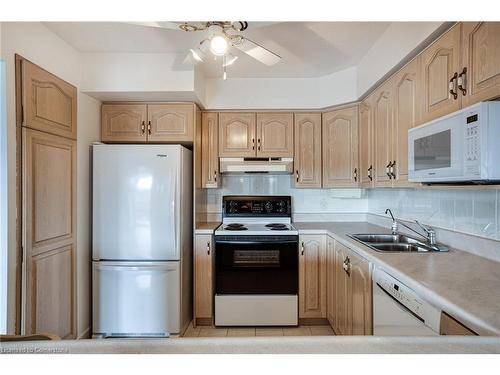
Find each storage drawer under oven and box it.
[215,236,298,295]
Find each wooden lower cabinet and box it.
[299,235,327,320]
[332,241,372,335]
[193,234,214,326]
[440,312,477,336]
[326,236,336,327]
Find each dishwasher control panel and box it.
[373,267,441,332]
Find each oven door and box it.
[215,236,298,294]
[408,111,464,182]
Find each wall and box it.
[204,175,368,221]
[204,67,357,110]
[1,22,100,336]
[0,59,8,334]
[368,188,500,241]
[356,22,444,96]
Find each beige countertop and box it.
[294,222,500,336]
[1,336,499,354]
[194,222,221,234]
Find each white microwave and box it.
[408,102,500,183]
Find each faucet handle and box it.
[415,220,436,244]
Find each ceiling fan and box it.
[129,21,282,79]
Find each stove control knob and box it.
[229,201,237,207]
[265,202,273,212]
[229,207,237,214]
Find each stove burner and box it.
[224,223,248,231]
[265,223,287,229]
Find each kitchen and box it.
[1,5,500,365]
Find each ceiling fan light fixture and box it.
[190,48,204,62]
[210,35,229,56]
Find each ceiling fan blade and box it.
[125,22,183,30]
[234,37,281,66]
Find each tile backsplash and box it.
[206,175,368,214]
[367,188,500,241]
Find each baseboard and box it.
[298,318,329,326]
[77,326,91,339]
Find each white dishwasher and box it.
[373,267,441,336]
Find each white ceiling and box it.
[44,21,391,79]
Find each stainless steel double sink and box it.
[348,233,447,253]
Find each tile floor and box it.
[182,323,335,338]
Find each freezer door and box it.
[92,261,180,337]
[93,145,181,261]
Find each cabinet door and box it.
[22,59,77,140]
[393,59,420,187]
[299,235,327,319]
[373,82,394,187]
[201,113,219,188]
[420,23,461,123]
[326,236,336,327]
[147,103,194,142]
[461,22,500,106]
[358,101,374,188]
[322,106,359,188]
[101,104,147,142]
[349,250,372,335]
[194,234,214,326]
[294,113,322,188]
[23,128,76,338]
[256,113,294,157]
[218,113,256,157]
[440,312,477,336]
[334,242,351,335]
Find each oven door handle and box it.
[215,240,299,245]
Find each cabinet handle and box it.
[386,162,393,179]
[141,121,146,135]
[353,168,358,182]
[257,138,261,151]
[207,242,211,255]
[343,256,351,276]
[301,242,305,256]
[391,160,396,179]
[147,120,152,135]
[296,170,300,183]
[368,165,373,181]
[449,72,458,100]
[252,138,255,150]
[458,67,467,96]
[214,170,217,183]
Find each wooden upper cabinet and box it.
[358,100,374,188]
[256,113,294,157]
[299,235,327,319]
[349,250,372,335]
[461,22,500,106]
[420,23,462,123]
[218,113,256,157]
[147,103,194,142]
[294,113,322,188]
[194,234,214,326]
[322,106,359,188]
[21,59,77,140]
[101,104,147,142]
[373,81,394,187]
[201,112,219,188]
[392,59,420,187]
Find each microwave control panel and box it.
[464,111,481,175]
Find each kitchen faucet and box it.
[384,208,445,250]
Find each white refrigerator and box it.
[92,144,192,338]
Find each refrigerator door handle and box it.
[93,261,178,271]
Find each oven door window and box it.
[215,239,298,295]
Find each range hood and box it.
[220,157,293,174]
